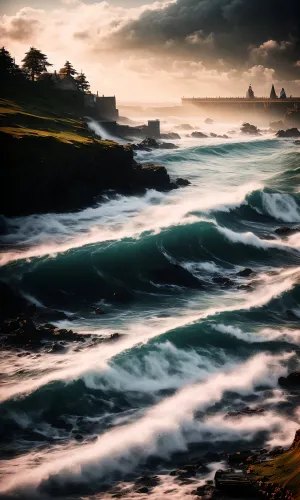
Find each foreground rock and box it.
[0,132,181,216]
[133,137,178,150]
[214,469,254,494]
[276,128,300,138]
[240,123,261,135]
[278,371,300,388]
[191,131,208,138]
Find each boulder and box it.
[159,142,179,149]
[176,177,190,187]
[278,371,300,388]
[214,469,254,493]
[237,268,253,277]
[275,226,299,236]
[276,128,300,138]
[225,407,265,419]
[294,140,300,145]
[240,123,260,135]
[160,132,181,140]
[191,131,208,138]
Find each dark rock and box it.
[278,371,300,388]
[268,446,285,456]
[294,140,300,145]
[135,476,159,488]
[176,177,190,187]
[222,134,229,138]
[225,407,265,419]
[205,118,214,124]
[191,131,208,138]
[276,127,300,138]
[159,142,179,149]
[240,123,260,135]
[214,469,253,493]
[74,434,84,441]
[49,342,65,353]
[212,275,233,287]
[275,226,299,236]
[204,451,222,462]
[210,132,218,137]
[227,450,253,464]
[136,487,149,494]
[160,132,181,140]
[237,268,253,277]
[132,163,175,192]
[108,333,121,341]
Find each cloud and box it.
[0,0,299,100]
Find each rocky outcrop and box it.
[205,118,214,124]
[191,131,208,138]
[241,123,261,135]
[133,137,178,150]
[0,132,184,216]
[276,128,300,138]
[278,371,300,388]
[160,132,181,140]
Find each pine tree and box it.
[22,47,52,82]
[75,72,90,92]
[59,60,77,77]
[0,47,21,76]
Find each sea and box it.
[0,117,300,499]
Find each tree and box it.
[59,60,77,77]
[0,47,21,77]
[22,47,52,82]
[75,72,90,92]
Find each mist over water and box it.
[0,119,300,498]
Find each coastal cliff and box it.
[0,98,180,216]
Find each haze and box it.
[0,0,299,103]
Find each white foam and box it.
[0,352,295,494]
[262,192,300,223]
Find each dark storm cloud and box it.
[115,0,300,75]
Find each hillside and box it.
[0,93,180,216]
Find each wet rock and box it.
[135,476,160,488]
[294,140,300,145]
[159,142,179,149]
[274,226,299,236]
[176,177,190,187]
[214,469,254,493]
[49,342,65,353]
[74,433,84,441]
[160,132,181,140]
[191,131,208,138]
[227,450,253,464]
[278,371,300,388]
[205,118,214,124]
[276,127,300,138]
[241,123,260,135]
[225,407,265,419]
[237,268,253,277]
[136,487,149,494]
[212,275,233,287]
[108,332,121,341]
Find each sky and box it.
[0,0,300,103]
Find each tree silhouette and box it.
[0,47,21,77]
[22,47,52,82]
[59,60,77,77]
[76,72,90,92]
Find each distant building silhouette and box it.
[280,88,287,99]
[246,84,254,99]
[270,84,277,99]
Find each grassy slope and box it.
[250,431,300,499]
[0,97,115,147]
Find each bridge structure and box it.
[181,96,300,118]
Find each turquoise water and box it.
[0,131,299,498]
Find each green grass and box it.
[250,437,300,500]
[0,98,117,147]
